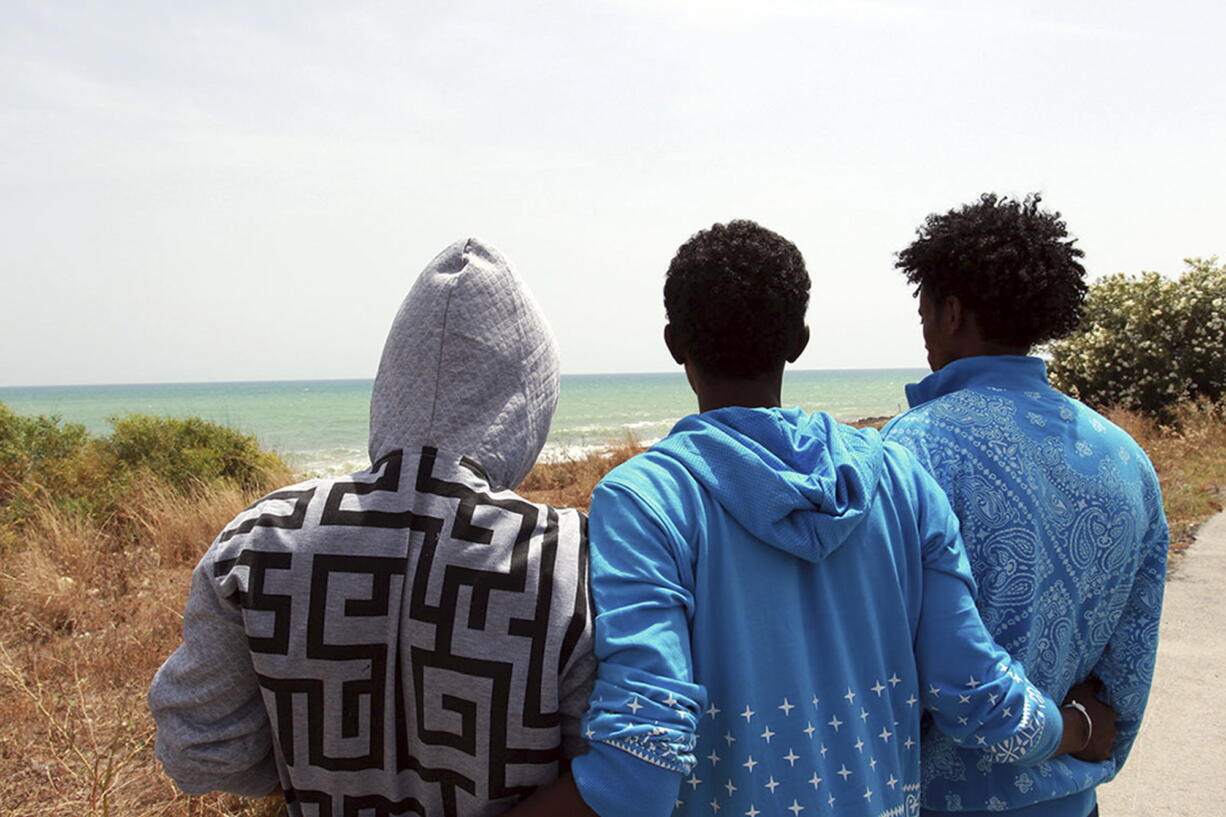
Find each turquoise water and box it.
[0,369,924,474]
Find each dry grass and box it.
[0,409,1221,815]
[0,474,289,817]
[519,435,647,511]
[848,416,893,430]
[1106,401,1226,560]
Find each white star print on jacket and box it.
[572,407,1064,817]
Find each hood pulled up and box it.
[655,407,886,561]
[368,238,559,490]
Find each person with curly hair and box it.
[896,193,1088,369]
[508,219,1114,817]
[884,195,1170,817]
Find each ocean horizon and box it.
[0,369,926,475]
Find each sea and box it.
[0,370,925,476]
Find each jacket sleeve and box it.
[911,466,1065,765]
[147,548,279,797]
[1092,463,1168,771]
[570,479,706,817]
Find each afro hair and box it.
[664,220,810,379]
[896,193,1087,349]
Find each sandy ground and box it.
[1096,507,1226,814]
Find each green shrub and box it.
[105,413,284,492]
[0,404,287,532]
[0,404,90,498]
[1048,257,1226,418]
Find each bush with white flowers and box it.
[1048,257,1226,417]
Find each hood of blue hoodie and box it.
[653,406,886,562]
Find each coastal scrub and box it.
[1048,257,1226,418]
[1106,400,1226,558]
[0,405,289,816]
[0,402,1221,814]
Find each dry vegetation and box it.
[518,435,646,510]
[0,409,292,817]
[1105,401,1226,560]
[0,476,290,817]
[0,405,1222,815]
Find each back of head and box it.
[895,193,1087,349]
[369,238,560,490]
[664,220,810,378]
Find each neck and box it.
[945,343,1031,366]
[945,311,1030,363]
[688,366,786,413]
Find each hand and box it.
[1064,677,1117,762]
[500,773,600,817]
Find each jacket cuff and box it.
[572,740,682,817]
[1033,692,1065,764]
[999,689,1063,767]
[167,750,279,797]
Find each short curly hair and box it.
[896,193,1087,348]
[664,220,810,378]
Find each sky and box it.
[2,0,1223,387]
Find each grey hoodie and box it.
[148,239,594,817]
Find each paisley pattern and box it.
[922,733,968,784]
[883,356,1168,813]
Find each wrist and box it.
[1061,700,1092,753]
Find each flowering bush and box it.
[1048,257,1226,418]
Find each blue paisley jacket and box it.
[884,356,1168,817]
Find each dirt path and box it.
[1096,507,1226,814]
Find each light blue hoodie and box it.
[573,407,1065,817]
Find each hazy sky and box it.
[3,0,1223,386]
